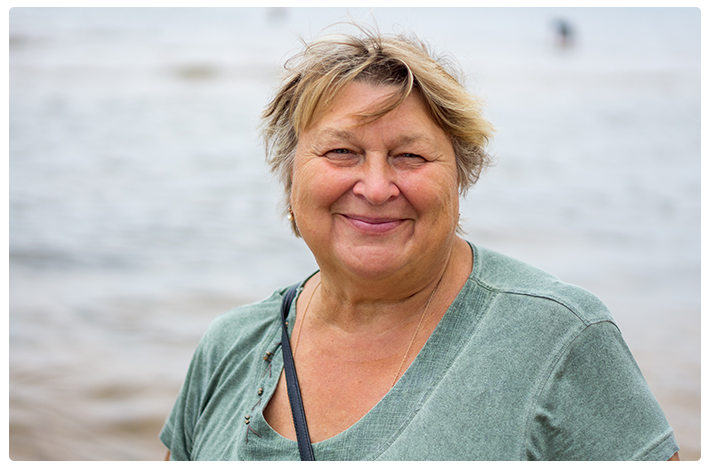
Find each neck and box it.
[309,236,470,332]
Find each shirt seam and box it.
[521,320,620,460]
[469,275,602,327]
[630,428,678,460]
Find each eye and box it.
[392,152,426,168]
[324,148,359,165]
[325,148,354,158]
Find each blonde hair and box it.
[261,26,494,236]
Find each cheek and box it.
[291,160,350,210]
[290,156,317,203]
[403,170,459,215]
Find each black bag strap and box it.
[280,284,315,461]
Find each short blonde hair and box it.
[261,26,494,236]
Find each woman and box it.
[160,28,680,461]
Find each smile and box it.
[339,214,408,234]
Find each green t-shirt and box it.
[160,243,678,460]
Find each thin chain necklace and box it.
[291,276,443,389]
[389,275,442,388]
[292,281,320,357]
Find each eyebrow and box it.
[311,127,435,147]
[310,128,357,144]
[394,134,435,147]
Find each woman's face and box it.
[291,81,460,281]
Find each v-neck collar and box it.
[247,243,488,460]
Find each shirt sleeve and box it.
[526,320,679,460]
[159,336,212,461]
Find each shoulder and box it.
[159,285,296,460]
[195,286,291,364]
[469,244,613,327]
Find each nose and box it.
[351,155,400,205]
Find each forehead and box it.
[303,82,445,143]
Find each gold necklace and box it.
[291,276,443,389]
[292,281,320,357]
[389,276,442,388]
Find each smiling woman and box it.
[290,83,461,284]
[159,25,680,461]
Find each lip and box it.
[339,214,408,234]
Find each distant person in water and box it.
[554,19,574,49]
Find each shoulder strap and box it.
[279,284,315,461]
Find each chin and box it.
[333,244,414,280]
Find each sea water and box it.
[9,7,700,460]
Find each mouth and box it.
[339,214,408,234]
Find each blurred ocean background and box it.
[9,7,700,460]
